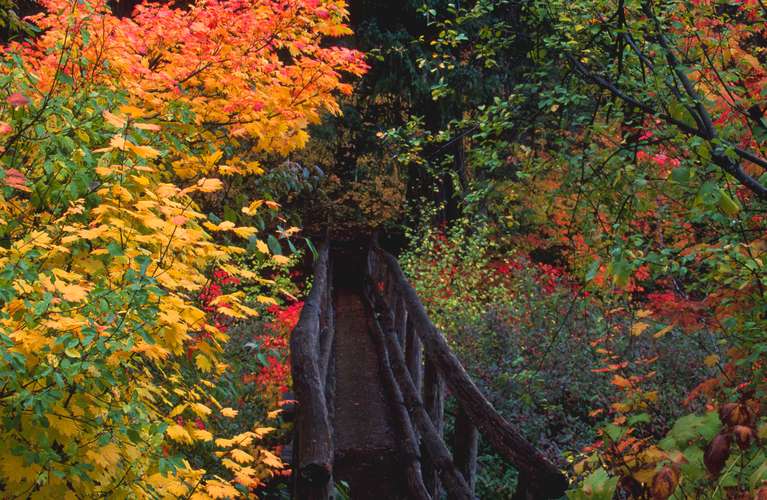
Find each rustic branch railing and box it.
[367,245,568,500]
[289,239,568,499]
[290,240,335,499]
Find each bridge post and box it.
[405,318,422,393]
[454,406,479,494]
[422,358,445,498]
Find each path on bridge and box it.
[289,239,568,499]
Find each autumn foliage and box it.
[0,0,363,497]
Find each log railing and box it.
[290,240,335,499]
[289,239,568,499]
[366,245,568,500]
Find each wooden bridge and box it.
[288,239,568,499]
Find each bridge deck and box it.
[332,287,406,498]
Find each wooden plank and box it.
[375,248,568,499]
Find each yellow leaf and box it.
[192,429,213,442]
[191,403,212,417]
[195,354,213,373]
[631,321,650,336]
[221,407,239,418]
[704,354,720,367]
[267,409,282,419]
[166,424,193,444]
[253,426,274,438]
[261,449,283,468]
[64,347,81,358]
[129,143,160,159]
[102,110,127,128]
[229,448,255,464]
[272,255,290,265]
[204,150,223,167]
[60,283,88,302]
[109,134,130,151]
[133,122,161,131]
[197,178,224,193]
[241,200,264,216]
[205,480,240,499]
[118,105,146,118]
[86,443,121,468]
[255,240,269,254]
[233,226,257,239]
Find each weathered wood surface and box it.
[374,247,569,499]
[289,241,333,495]
[365,294,431,500]
[367,283,475,500]
[422,356,444,498]
[454,406,479,494]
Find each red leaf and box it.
[3,168,30,192]
[6,93,29,108]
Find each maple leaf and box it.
[195,354,213,372]
[196,178,224,193]
[205,480,240,499]
[229,449,255,464]
[272,255,290,265]
[133,122,161,131]
[260,449,283,468]
[255,240,269,254]
[192,429,213,442]
[166,424,193,444]
[59,283,88,302]
[102,110,127,128]
[221,407,238,418]
[128,143,160,159]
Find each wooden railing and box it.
[289,239,568,499]
[289,240,335,499]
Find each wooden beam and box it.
[290,241,333,497]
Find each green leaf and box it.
[718,190,741,216]
[671,166,690,184]
[585,258,600,282]
[267,234,282,256]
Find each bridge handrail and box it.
[289,240,334,497]
[370,246,568,499]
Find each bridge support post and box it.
[454,405,479,494]
[422,358,444,498]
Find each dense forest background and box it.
[0,0,765,498]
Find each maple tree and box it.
[0,0,364,497]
